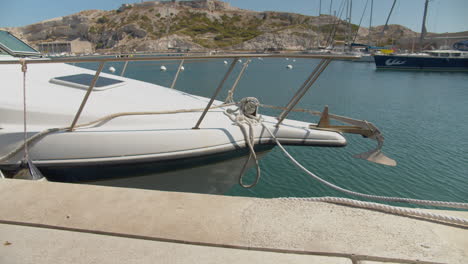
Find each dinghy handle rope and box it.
[0,103,234,163]
[260,123,468,212]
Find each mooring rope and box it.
[260,123,468,210]
[281,196,468,226]
[15,60,44,180]
[20,59,29,162]
[223,97,262,188]
[260,123,468,225]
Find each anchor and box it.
[310,106,397,166]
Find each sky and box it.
[0,0,467,33]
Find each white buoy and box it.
[180,66,185,71]
[160,65,167,71]
[223,60,228,64]
[293,59,296,62]
[238,59,242,63]
[286,64,293,69]
[286,58,289,60]
[109,66,116,73]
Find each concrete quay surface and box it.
[0,179,467,264]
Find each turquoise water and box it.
[82,58,468,206]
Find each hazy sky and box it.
[1,0,467,33]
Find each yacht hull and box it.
[374,55,468,71]
[1,59,348,194]
[38,145,273,194]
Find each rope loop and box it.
[224,97,262,188]
[260,123,468,225]
[21,59,28,161]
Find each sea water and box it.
[82,57,468,206]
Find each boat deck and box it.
[0,179,467,263]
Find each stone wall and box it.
[178,0,235,11]
[71,38,94,54]
[36,39,93,54]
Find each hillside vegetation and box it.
[2,0,425,52]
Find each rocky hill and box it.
[1,0,449,53]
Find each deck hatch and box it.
[0,30,41,56]
[50,73,125,91]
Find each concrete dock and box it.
[0,179,467,263]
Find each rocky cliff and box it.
[1,0,429,53]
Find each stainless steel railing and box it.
[1,53,358,130]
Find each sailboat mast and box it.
[349,0,353,50]
[368,0,373,45]
[346,0,353,51]
[319,0,322,15]
[318,0,322,48]
[419,0,429,51]
[381,0,396,36]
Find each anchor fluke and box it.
[353,150,397,166]
[353,135,397,166]
[311,106,397,166]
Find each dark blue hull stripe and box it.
[376,66,468,72]
[374,55,468,71]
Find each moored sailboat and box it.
[374,0,468,71]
